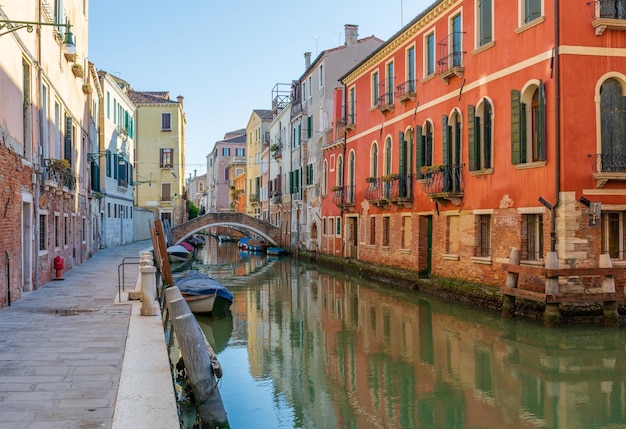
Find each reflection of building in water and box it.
[225,257,626,428]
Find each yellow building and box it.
[245,109,272,218]
[128,91,186,226]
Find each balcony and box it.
[343,113,356,131]
[592,0,626,35]
[43,159,76,195]
[331,185,355,211]
[420,164,464,205]
[590,153,626,187]
[396,80,416,103]
[271,191,282,204]
[364,175,413,208]
[376,91,394,115]
[437,32,465,83]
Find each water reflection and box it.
[191,238,626,429]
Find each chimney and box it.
[304,52,311,69]
[345,24,358,47]
[177,95,184,108]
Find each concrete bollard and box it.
[140,265,158,316]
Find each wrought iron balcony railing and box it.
[43,159,76,191]
[420,164,464,199]
[436,32,465,82]
[591,153,626,173]
[332,185,355,208]
[396,80,416,102]
[594,0,626,19]
[364,174,413,205]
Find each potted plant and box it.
[71,63,84,78]
[365,176,376,183]
[420,164,445,175]
[381,173,399,182]
[82,83,93,94]
[331,185,343,192]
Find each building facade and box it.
[294,25,384,252]
[206,129,246,212]
[0,1,93,306]
[94,72,135,247]
[323,0,626,286]
[129,91,186,227]
[245,110,273,218]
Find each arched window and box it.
[600,78,626,172]
[336,155,344,186]
[511,82,545,164]
[469,98,493,171]
[384,136,392,175]
[348,151,355,203]
[370,142,379,178]
[416,120,434,178]
[322,160,328,196]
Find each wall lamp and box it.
[0,20,76,59]
[87,149,127,164]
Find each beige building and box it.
[0,1,92,302]
[128,91,186,227]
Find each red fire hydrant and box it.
[53,256,64,281]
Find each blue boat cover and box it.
[174,270,234,302]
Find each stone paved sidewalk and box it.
[0,240,177,429]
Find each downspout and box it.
[551,0,561,252]
[34,3,43,289]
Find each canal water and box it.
[186,237,626,429]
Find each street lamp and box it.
[0,19,76,59]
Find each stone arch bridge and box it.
[171,212,283,246]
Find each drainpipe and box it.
[551,0,561,252]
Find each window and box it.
[64,215,68,246]
[382,216,390,247]
[224,168,229,181]
[599,79,626,172]
[369,216,376,245]
[477,0,493,46]
[336,155,344,186]
[323,218,327,235]
[384,137,392,175]
[54,214,60,248]
[446,215,460,254]
[319,64,324,87]
[451,14,463,67]
[522,214,543,260]
[406,46,415,92]
[236,147,245,157]
[161,183,171,202]
[306,163,314,185]
[307,115,313,139]
[336,217,341,236]
[39,213,48,252]
[511,83,545,164]
[322,160,328,197]
[425,33,435,76]
[160,148,174,168]
[476,214,491,257]
[522,0,542,24]
[370,142,379,178]
[401,216,411,249]
[222,147,231,156]
[416,121,434,177]
[348,86,356,125]
[602,211,624,260]
[468,99,493,171]
[385,61,394,104]
[161,112,172,131]
[372,71,379,106]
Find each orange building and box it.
[322,0,626,286]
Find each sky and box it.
[89,0,433,178]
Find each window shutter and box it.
[399,131,406,174]
[90,161,100,192]
[64,115,72,164]
[442,115,449,165]
[537,80,546,161]
[408,127,414,175]
[468,105,477,171]
[511,89,521,165]
[416,125,424,174]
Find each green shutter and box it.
[91,161,100,192]
[511,89,521,165]
[442,115,449,165]
[537,80,545,161]
[416,126,424,173]
[399,131,406,175]
[468,105,477,171]
[408,127,414,175]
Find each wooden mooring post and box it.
[501,250,623,326]
[165,287,229,427]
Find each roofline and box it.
[339,0,453,84]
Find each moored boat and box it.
[167,245,192,263]
[267,246,287,256]
[238,237,269,252]
[174,270,233,317]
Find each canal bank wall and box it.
[301,250,626,325]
